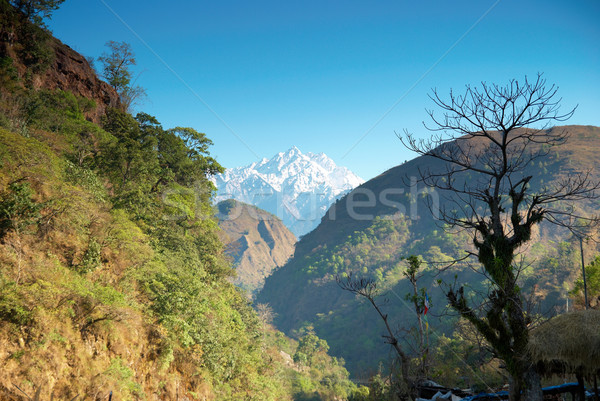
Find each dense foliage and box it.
[570,255,600,308]
[0,83,366,400]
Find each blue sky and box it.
[49,0,600,181]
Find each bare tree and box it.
[400,74,599,401]
[255,303,276,326]
[337,273,416,400]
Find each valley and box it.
[257,125,600,378]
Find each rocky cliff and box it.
[38,38,120,122]
[0,3,120,123]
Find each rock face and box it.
[211,146,364,237]
[36,38,120,123]
[0,5,120,123]
[217,199,296,297]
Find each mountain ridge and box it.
[216,199,296,297]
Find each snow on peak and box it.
[211,147,364,237]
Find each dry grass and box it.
[528,309,600,376]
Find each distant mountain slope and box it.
[293,125,600,258]
[217,199,296,296]
[211,146,364,237]
[257,125,600,376]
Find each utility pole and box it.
[579,236,589,310]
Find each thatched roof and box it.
[528,309,600,376]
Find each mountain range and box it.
[210,146,364,237]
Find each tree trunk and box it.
[576,374,586,401]
[521,366,543,401]
[509,375,519,401]
[509,366,543,401]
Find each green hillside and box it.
[0,3,360,400]
[257,125,600,378]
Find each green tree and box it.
[98,41,146,111]
[570,255,600,308]
[9,0,65,26]
[98,41,134,91]
[162,127,224,186]
[293,332,329,367]
[101,108,158,192]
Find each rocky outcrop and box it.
[35,38,120,123]
[0,4,120,123]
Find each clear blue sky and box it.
[49,0,600,181]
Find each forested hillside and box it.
[0,3,360,400]
[258,125,600,379]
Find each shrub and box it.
[77,238,102,274]
[0,278,32,325]
[0,181,41,239]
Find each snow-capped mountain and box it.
[211,147,364,237]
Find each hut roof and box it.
[528,309,600,376]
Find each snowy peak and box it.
[211,147,364,237]
[283,146,301,159]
